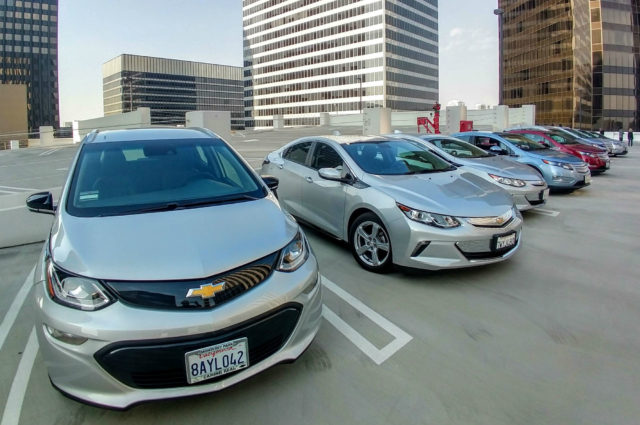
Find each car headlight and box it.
[397,203,460,228]
[488,174,526,187]
[578,151,596,158]
[542,159,573,170]
[46,260,114,311]
[277,231,309,272]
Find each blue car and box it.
[452,131,591,191]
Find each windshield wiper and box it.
[179,194,261,208]
[106,195,262,216]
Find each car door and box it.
[277,141,312,217]
[299,142,347,238]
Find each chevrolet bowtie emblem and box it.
[186,282,226,299]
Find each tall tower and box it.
[0,0,59,132]
[242,0,439,128]
[498,0,639,130]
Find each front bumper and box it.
[390,210,523,270]
[34,255,322,409]
[511,185,549,211]
[542,165,591,189]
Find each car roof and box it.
[84,127,217,144]
[293,135,394,145]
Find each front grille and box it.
[456,233,518,260]
[94,304,302,389]
[528,199,545,206]
[103,252,280,310]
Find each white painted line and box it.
[0,205,25,213]
[0,267,35,353]
[55,168,68,171]
[0,189,18,194]
[1,327,38,425]
[38,148,59,156]
[528,208,560,217]
[243,139,259,142]
[321,276,413,365]
[0,185,37,192]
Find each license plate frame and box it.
[185,337,249,385]
[584,174,592,184]
[492,231,517,251]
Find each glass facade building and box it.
[0,0,59,133]
[499,0,639,130]
[243,0,439,128]
[103,54,244,129]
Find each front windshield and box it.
[547,131,579,145]
[498,133,548,151]
[67,137,264,217]
[343,140,455,175]
[420,137,490,158]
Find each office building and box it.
[103,54,244,129]
[0,83,27,142]
[0,0,59,133]
[243,0,439,128]
[498,0,639,130]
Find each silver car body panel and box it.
[262,136,523,270]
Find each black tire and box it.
[349,213,393,273]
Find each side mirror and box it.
[261,176,279,191]
[489,146,506,155]
[26,191,56,215]
[318,167,344,181]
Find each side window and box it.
[310,143,343,170]
[525,133,543,142]
[475,136,494,150]
[283,142,312,165]
[456,134,471,143]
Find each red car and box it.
[509,129,610,173]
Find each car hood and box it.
[564,143,605,153]
[365,171,514,217]
[49,196,297,281]
[526,149,582,163]
[459,156,543,180]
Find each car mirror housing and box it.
[318,167,344,181]
[26,191,56,215]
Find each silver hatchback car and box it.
[261,136,523,273]
[26,128,322,409]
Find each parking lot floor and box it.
[0,134,638,424]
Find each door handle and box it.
[305,177,313,183]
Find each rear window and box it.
[67,138,264,217]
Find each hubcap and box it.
[354,220,390,267]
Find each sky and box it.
[58,0,500,124]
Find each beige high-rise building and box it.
[0,83,27,142]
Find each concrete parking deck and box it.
[1,129,639,424]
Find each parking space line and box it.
[1,327,38,425]
[38,148,60,157]
[0,206,25,212]
[0,267,34,353]
[528,208,560,217]
[321,276,413,365]
[0,186,37,192]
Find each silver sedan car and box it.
[261,136,523,273]
[26,127,322,409]
[387,134,549,210]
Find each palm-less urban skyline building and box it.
[102,54,244,129]
[0,0,59,133]
[242,0,439,128]
[498,0,639,130]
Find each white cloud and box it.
[449,27,463,37]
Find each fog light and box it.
[44,324,87,345]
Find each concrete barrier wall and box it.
[73,108,152,142]
[0,188,61,248]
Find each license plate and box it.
[540,188,550,201]
[605,160,610,169]
[185,338,249,384]
[585,174,592,184]
[495,233,516,250]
